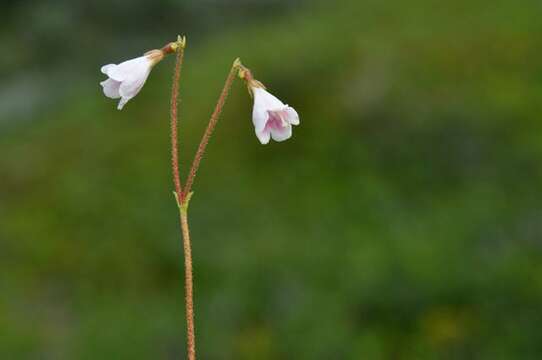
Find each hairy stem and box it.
[170,43,185,201]
[183,61,239,195]
[180,205,195,360]
[169,41,196,360]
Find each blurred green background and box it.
[2,0,542,358]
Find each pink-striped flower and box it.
[251,87,299,144]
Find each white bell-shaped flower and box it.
[251,87,299,144]
[100,50,164,110]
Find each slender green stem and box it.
[169,38,196,360]
[183,60,240,196]
[170,41,185,202]
[179,204,195,360]
[171,52,241,360]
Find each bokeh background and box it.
[2,0,542,358]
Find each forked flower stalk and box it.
[182,59,242,196]
[99,34,299,360]
[168,36,197,360]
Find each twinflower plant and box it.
[99,35,300,360]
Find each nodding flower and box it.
[237,64,300,144]
[251,86,300,144]
[100,50,166,110]
[100,40,182,110]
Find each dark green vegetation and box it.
[1,0,542,358]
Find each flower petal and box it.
[108,56,151,82]
[101,64,117,75]
[256,129,271,144]
[285,107,300,125]
[252,88,285,132]
[117,97,129,110]
[270,123,292,142]
[253,88,285,109]
[100,78,121,99]
[115,63,152,110]
[252,104,269,133]
[101,64,126,82]
[118,74,148,99]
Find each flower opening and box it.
[252,87,299,144]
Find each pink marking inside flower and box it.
[265,110,289,132]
